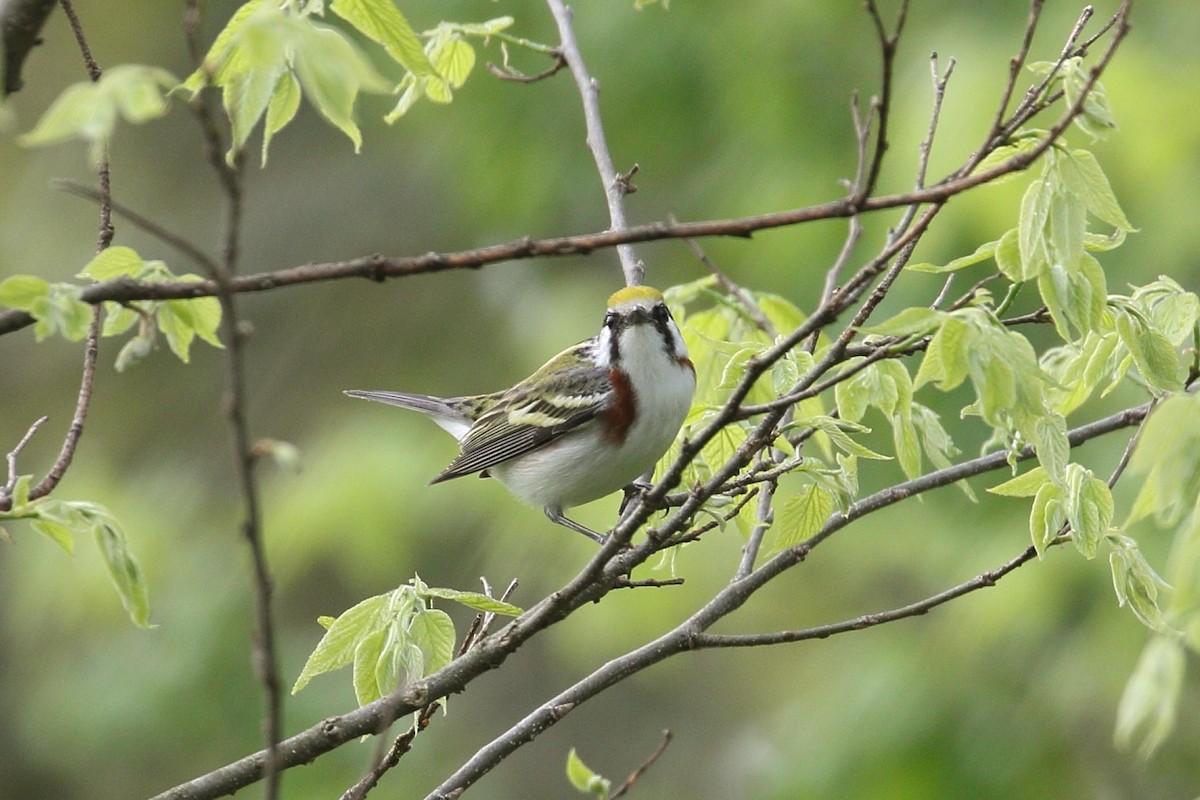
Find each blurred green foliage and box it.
[2,1,1200,798]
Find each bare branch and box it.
[546,0,643,286]
[608,730,673,799]
[182,3,282,794]
[27,308,100,502]
[0,416,48,505]
[53,179,219,273]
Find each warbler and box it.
[346,285,695,542]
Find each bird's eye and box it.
[652,304,669,322]
[604,311,617,327]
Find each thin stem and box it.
[608,730,673,799]
[184,3,282,794]
[53,179,219,273]
[546,0,642,285]
[0,416,48,506]
[694,545,1039,649]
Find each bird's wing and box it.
[431,364,613,482]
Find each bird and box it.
[345,285,696,542]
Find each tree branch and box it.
[1,0,56,94]
[182,3,282,795]
[546,0,642,286]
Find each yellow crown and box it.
[607,285,663,308]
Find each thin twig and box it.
[53,179,219,273]
[608,730,673,799]
[17,1,110,510]
[1,416,48,505]
[694,545,1040,649]
[183,3,282,796]
[546,0,642,286]
[486,49,566,83]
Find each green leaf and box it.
[31,516,76,554]
[4,279,92,342]
[157,301,198,362]
[1031,413,1069,484]
[1029,481,1066,556]
[1047,183,1086,273]
[292,23,389,152]
[352,626,389,706]
[1109,538,1171,631]
[1116,636,1185,760]
[181,0,268,96]
[993,227,1022,282]
[914,316,969,391]
[756,292,808,334]
[1065,465,1113,558]
[1126,393,1200,528]
[292,592,392,693]
[800,417,889,461]
[115,328,156,372]
[0,274,50,309]
[774,484,834,552]
[1017,177,1053,281]
[858,306,945,338]
[262,71,301,166]
[907,239,998,274]
[988,466,1050,498]
[421,586,523,616]
[566,748,611,797]
[88,506,152,627]
[1115,309,1181,393]
[20,65,175,167]
[431,37,476,89]
[409,608,456,676]
[104,65,178,124]
[1060,148,1134,231]
[331,0,434,76]
[79,245,146,281]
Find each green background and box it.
[2,1,1199,798]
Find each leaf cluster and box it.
[292,575,521,707]
[0,474,150,627]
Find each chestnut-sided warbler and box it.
[346,285,695,542]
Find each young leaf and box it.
[566,748,611,797]
[352,626,389,706]
[907,239,998,274]
[421,586,523,616]
[1060,148,1134,231]
[858,306,945,338]
[988,466,1050,498]
[1114,309,1181,394]
[1017,177,1053,281]
[994,228,1022,282]
[0,274,50,309]
[774,484,833,552]
[1065,466,1113,558]
[86,506,152,628]
[20,65,176,167]
[408,608,456,677]
[1115,636,1184,760]
[293,592,392,693]
[1109,538,1172,632]
[330,0,434,76]
[262,71,301,166]
[291,22,390,152]
[80,246,147,281]
[1029,482,1066,556]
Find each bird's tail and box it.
[343,389,472,439]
